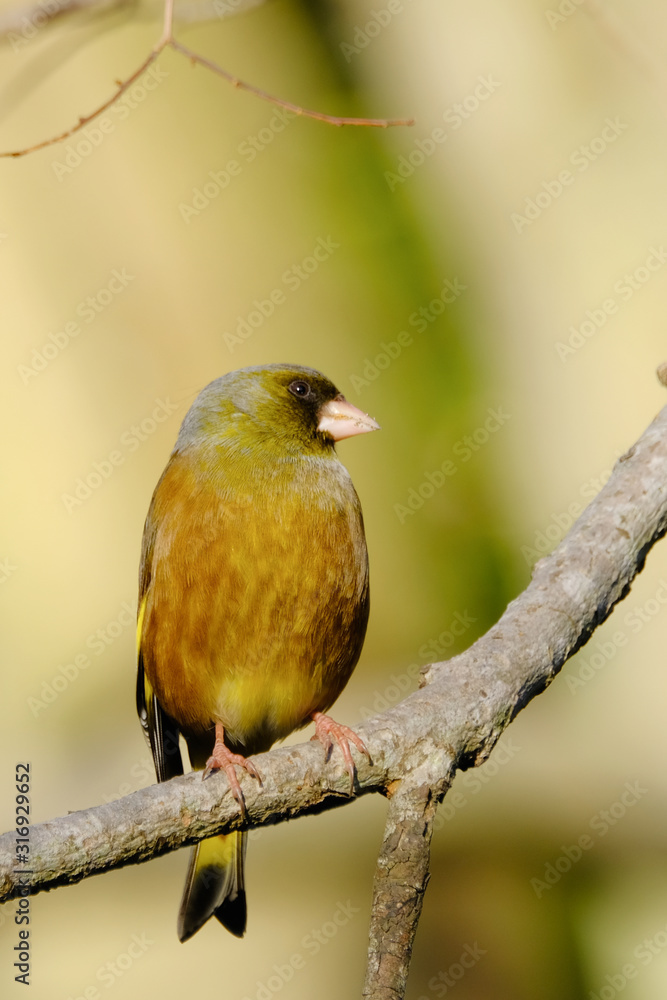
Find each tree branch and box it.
[3,49,163,157]
[168,37,414,128]
[3,395,667,997]
[363,777,442,1000]
[0,0,414,158]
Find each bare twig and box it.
[159,0,173,43]
[2,50,161,157]
[2,392,667,997]
[0,0,414,158]
[169,38,414,128]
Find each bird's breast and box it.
[139,451,369,754]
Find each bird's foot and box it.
[310,711,370,793]
[203,723,261,818]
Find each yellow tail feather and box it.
[177,831,247,942]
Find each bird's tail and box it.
[177,831,247,942]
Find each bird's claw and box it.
[310,711,370,793]
[203,725,262,818]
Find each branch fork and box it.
[1,0,414,158]
[3,389,667,999]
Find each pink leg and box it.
[310,711,370,792]
[203,722,261,817]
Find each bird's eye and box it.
[288,380,311,399]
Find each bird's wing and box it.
[137,465,183,781]
[136,469,185,783]
[136,606,184,783]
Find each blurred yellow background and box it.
[2,0,667,997]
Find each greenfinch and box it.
[136,364,379,941]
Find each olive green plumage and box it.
[136,364,377,942]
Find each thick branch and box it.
[2,398,667,1000]
[363,776,442,1000]
[2,401,667,908]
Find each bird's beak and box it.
[317,394,380,442]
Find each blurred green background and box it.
[2,0,667,997]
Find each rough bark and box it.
[2,401,667,998]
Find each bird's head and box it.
[177,364,380,458]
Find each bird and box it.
[135,363,379,942]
